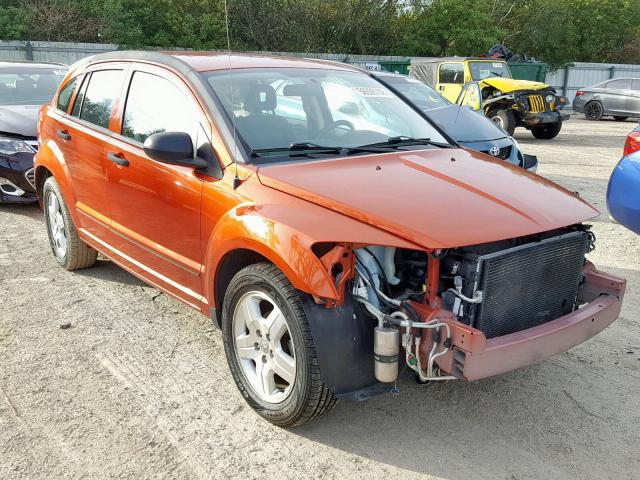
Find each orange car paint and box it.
[35,52,598,320]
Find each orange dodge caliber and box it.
[35,51,625,426]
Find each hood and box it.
[427,105,507,142]
[481,77,548,93]
[257,149,598,249]
[0,105,39,137]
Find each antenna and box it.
[223,0,241,189]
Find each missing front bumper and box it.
[436,265,625,381]
[522,110,571,125]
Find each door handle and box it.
[57,129,71,140]
[107,152,129,167]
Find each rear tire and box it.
[531,121,562,139]
[222,263,336,427]
[613,116,629,121]
[43,177,97,270]
[584,101,604,120]
[488,108,516,136]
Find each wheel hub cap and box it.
[47,193,67,257]
[232,291,296,403]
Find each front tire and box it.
[488,108,516,135]
[222,263,336,427]
[43,177,97,270]
[531,121,562,139]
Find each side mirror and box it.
[143,132,207,169]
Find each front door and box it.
[457,82,483,111]
[437,62,465,103]
[58,68,126,237]
[104,66,208,307]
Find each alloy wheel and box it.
[491,115,504,128]
[47,192,68,257]
[585,102,603,120]
[232,291,296,403]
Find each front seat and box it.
[236,84,292,150]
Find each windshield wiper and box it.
[250,137,452,159]
[348,136,452,153]
[250,142,344,158]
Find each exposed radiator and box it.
[469,231,589,338]
[528,94,546,113]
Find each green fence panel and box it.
[379,60,410,75]
[509,62,548,82]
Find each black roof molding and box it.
[88,50,197,77]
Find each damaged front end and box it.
[309,225,625,398]
[512,89,570,126]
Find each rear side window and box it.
[77,70,124,129]
[122,71,198,143]
[607,78,632,90]
[56,76,79,112]
[439,63,464,84]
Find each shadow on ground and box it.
[0,202,41,221]
[75,259,148,287]
[293,266,640,479]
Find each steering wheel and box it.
[316,120,355,139]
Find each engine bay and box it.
[349,225,595,384]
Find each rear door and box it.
[602,78,633,114]
[57,67,126,237]
[104,65,209,306]
[627,79,640,116]
[437,63,465,103]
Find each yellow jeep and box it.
[409,58,569,139]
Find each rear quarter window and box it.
[56,76,79,113]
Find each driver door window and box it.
[438,63,465,103]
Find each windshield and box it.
[375,75,449,111]
[204,68,448,160]
[469,61,512,81]
[0,66,66,106]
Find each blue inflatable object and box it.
[607,151,640,235]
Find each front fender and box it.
[203,199,421,308]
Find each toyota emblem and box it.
[489,146,500,156]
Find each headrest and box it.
[282,83,323,97]
[35,75,60,94]
[244,84,277,113]
[14,79,34,95]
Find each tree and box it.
[398,0,512,57]
[507,0,640,66]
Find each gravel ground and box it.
[1,117,639,480]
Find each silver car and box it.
[573,78,640,121]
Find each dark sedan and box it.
[573,78,640,121]
[372,71,537,171]
[0,61,66,202]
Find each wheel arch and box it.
[34,165,52,200]
[33,141,78,218]
[213,247,272,320]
